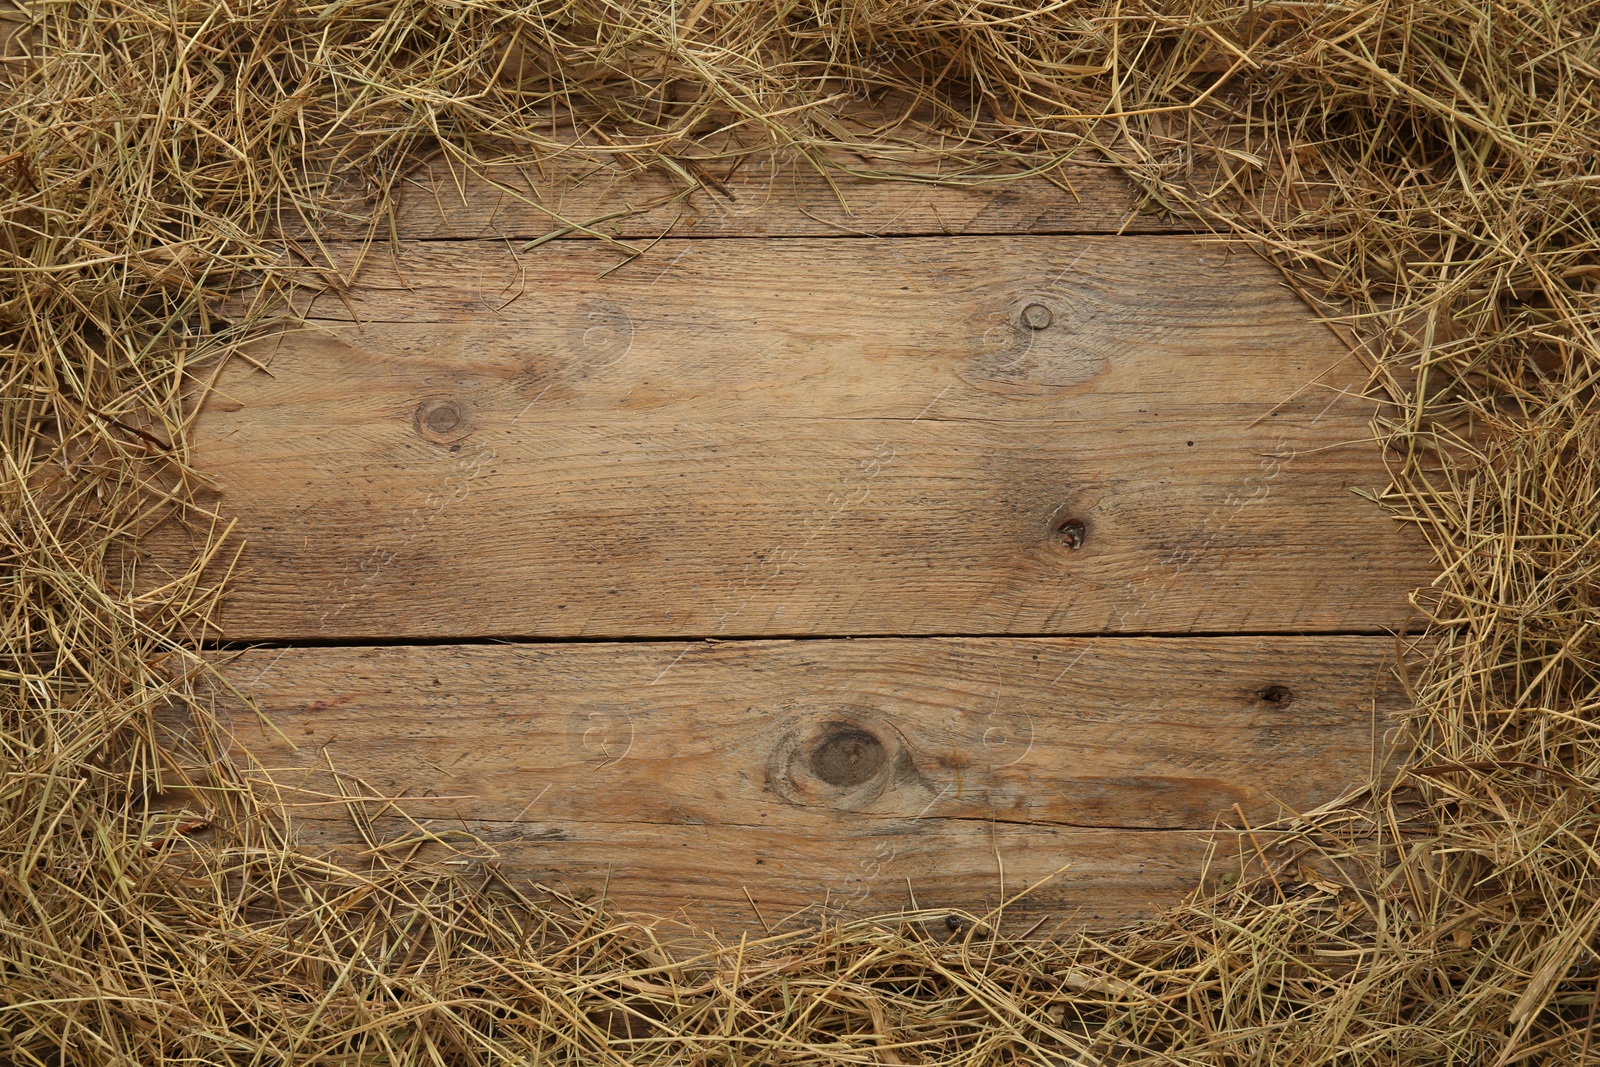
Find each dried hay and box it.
[3,0,1599,1063]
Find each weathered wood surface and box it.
[217,636,1404,928]
[185,235,1431,641]
[345,153,1185,242]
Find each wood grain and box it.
[180,235,1432,640]
[347,152,1185,243]
[213,636,1405,930]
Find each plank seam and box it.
[209,627,1424,651]
[304,226,1206,246]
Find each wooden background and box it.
[185,150,1434,935]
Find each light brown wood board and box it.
[175,234,1432,641]
[212,636,1407,931]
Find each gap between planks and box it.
[208,627,1425,652]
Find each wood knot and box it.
[1021,302,1053,329]
[1257,685,1294,706]
[1056,519,1088,550]
[809,728,886,787]
[767,711,919,811]
[414,398,471,444]
[958,291,1108,397]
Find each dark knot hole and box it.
[809,728,887,787]
[1056,519,1087,550]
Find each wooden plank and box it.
[352,152,1184,242]
[293,819,1251,933]
[178,235,1432,640]
[214,636,1404,930]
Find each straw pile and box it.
[3,1,1598,1062]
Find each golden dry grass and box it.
[3,1,1599,1063]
